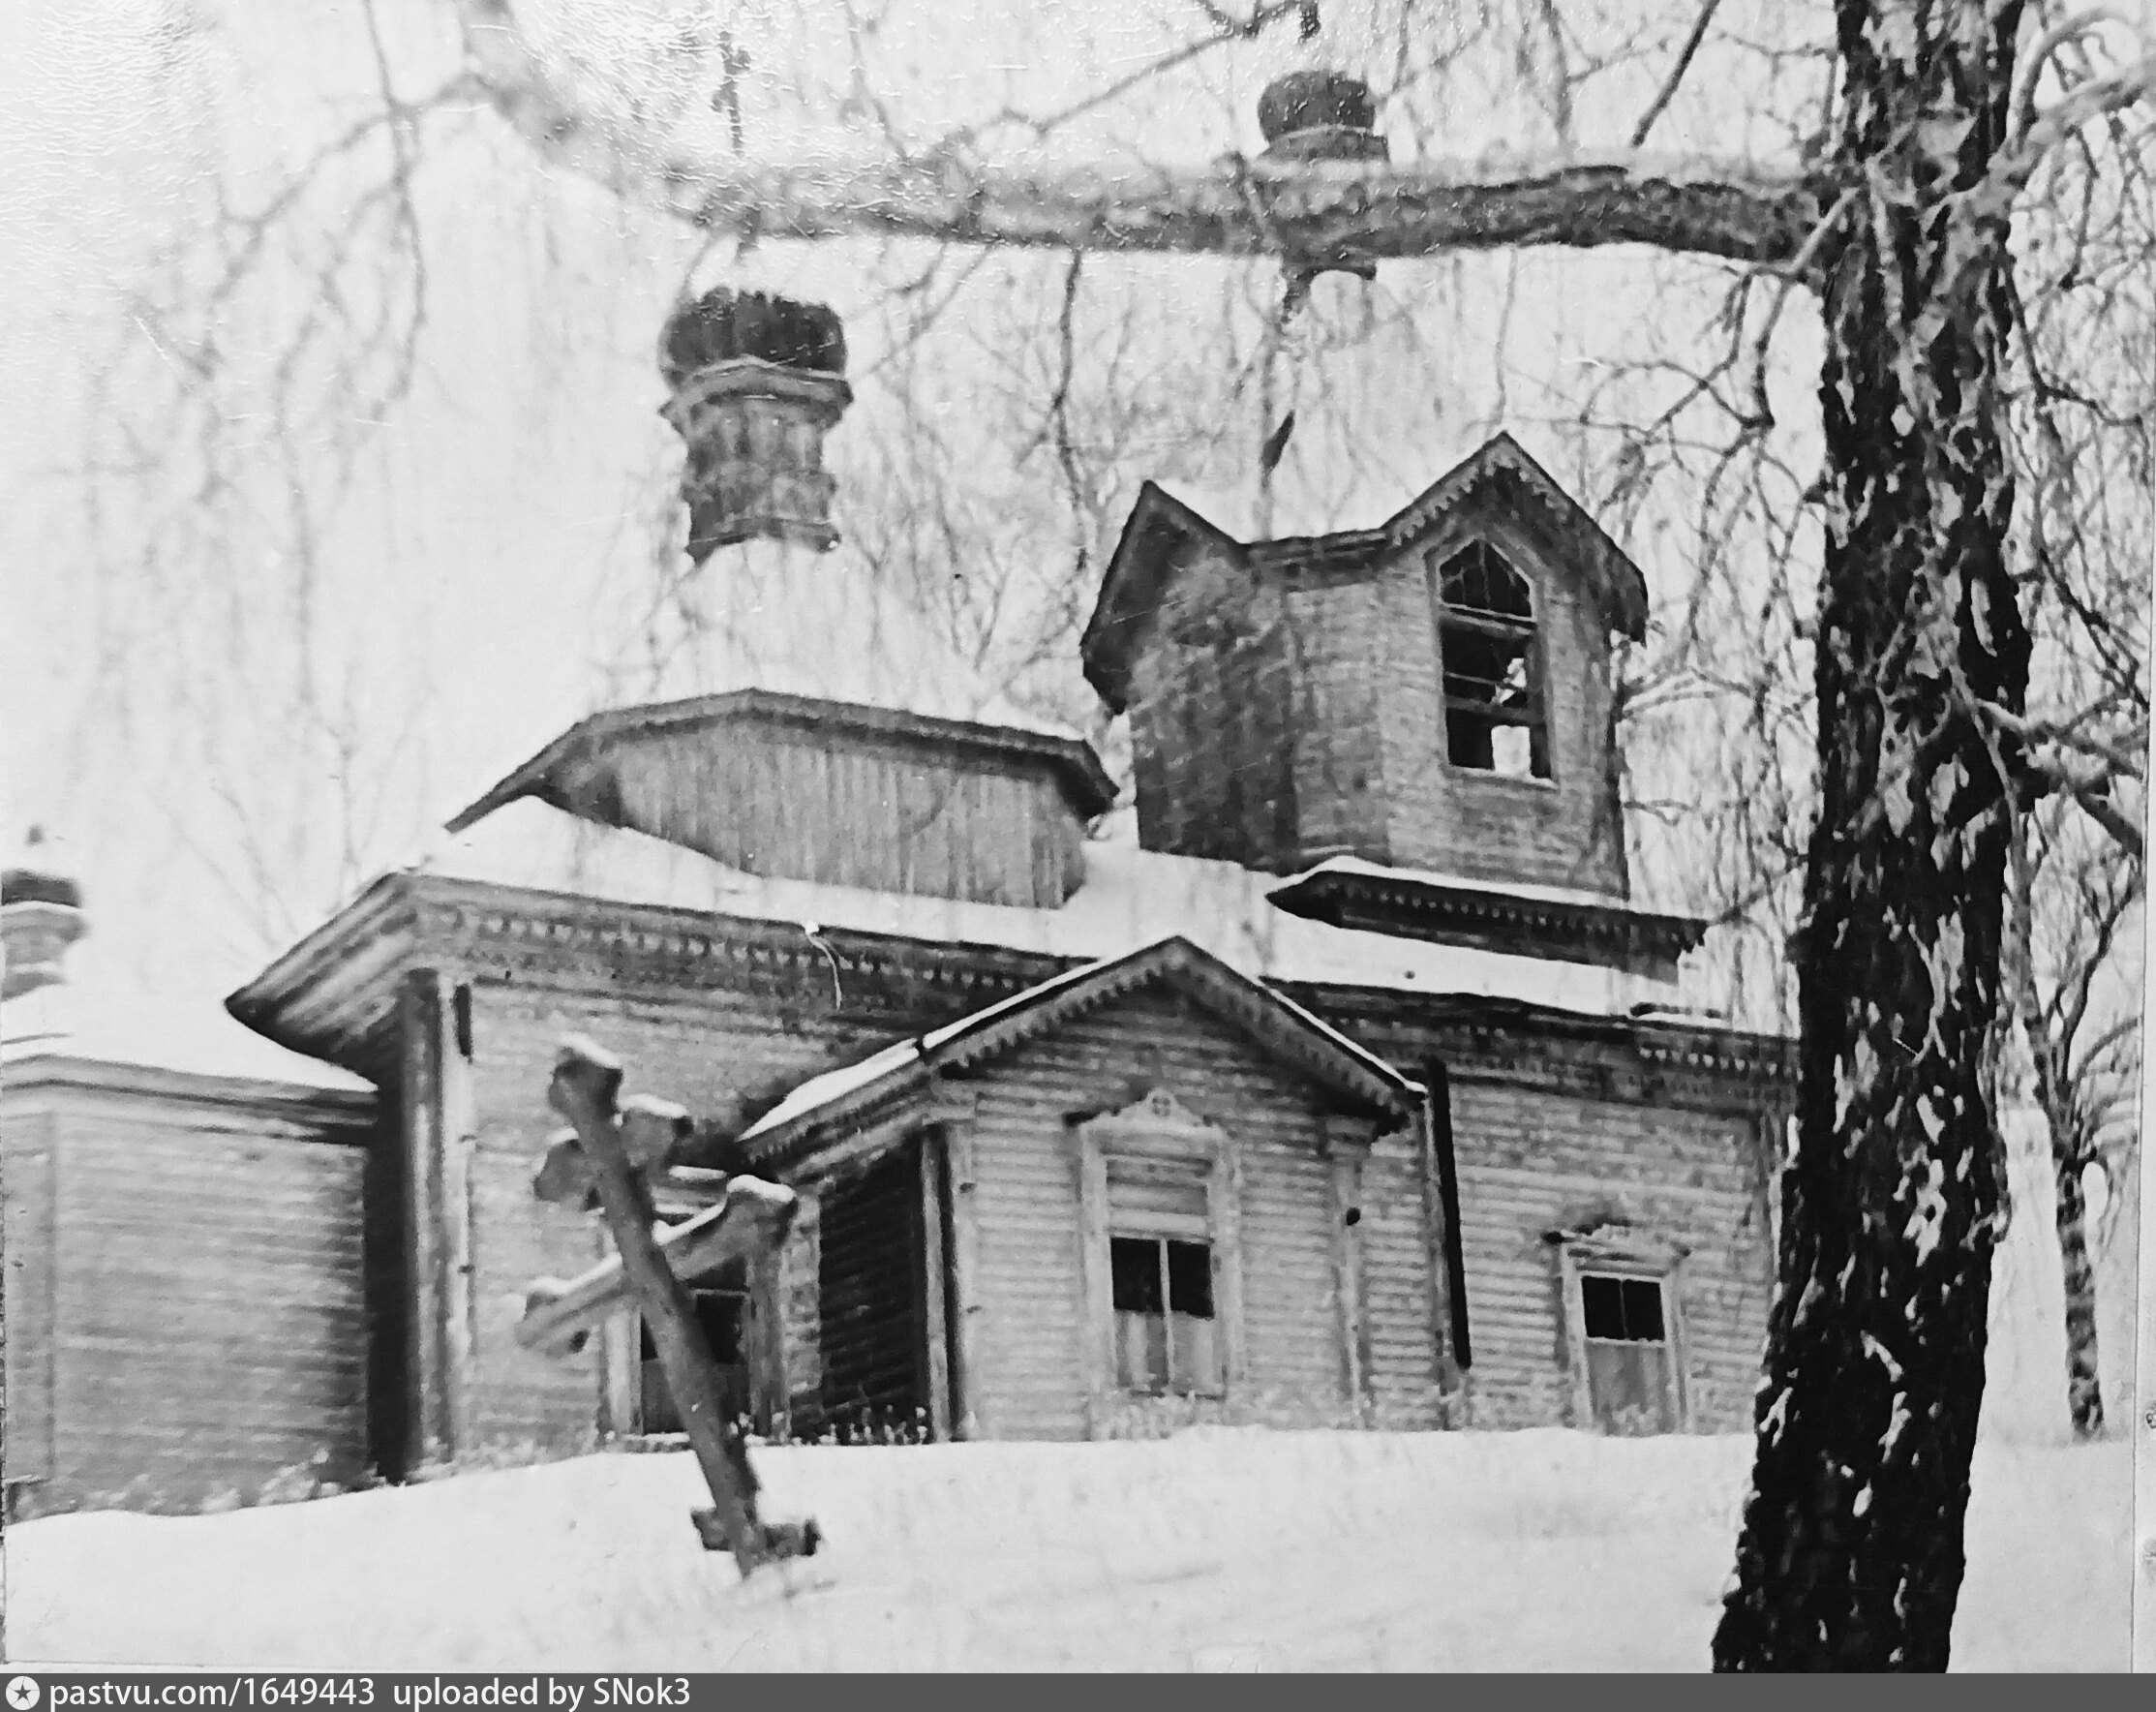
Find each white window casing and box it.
[1551,1223,1692,1435]
[1074,1090,1246,1433]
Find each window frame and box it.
[1074,1090,1246,1431]
[1429,538,1556,786]
[1552,1226,1690,1434]
[1108,1229,1223,1398]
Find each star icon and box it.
[7,1677,41,1709]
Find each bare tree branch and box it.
[447,0,1822,264]
[1631,0,1728,148]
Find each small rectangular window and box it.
[1110,1233,1221,1396]
[1577,1270,1676,1435]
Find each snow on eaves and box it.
[1285,853,1629,911]
[2,981,373,1094]
[737,1038,923,1144]
[420,797,1689,1019]
[742,937,1423,1146]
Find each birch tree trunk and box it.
[1713,0,2031,1672]
[2052,1149,2106,1439]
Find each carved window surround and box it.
[1074,1089,1248,1436]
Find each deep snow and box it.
[5,1080,2136,1672]
[3,1429,2129,1671]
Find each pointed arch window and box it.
[1434,542,1551,780]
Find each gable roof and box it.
[446,687,1118,836]
[1083,433,1650,711]
[736,934,1424,1172]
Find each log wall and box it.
[1,1078,371,1517]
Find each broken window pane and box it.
[1441,541,1534,619]
[1436,542,1550,780]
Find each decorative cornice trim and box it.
[226,871,1794,1097]
[1266,868,1707,973]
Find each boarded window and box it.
[1435,541,1550,780]
[1578,1271,1676,1435]
[1106,1163,1221,1395]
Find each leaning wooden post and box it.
[546,1035,790,1575]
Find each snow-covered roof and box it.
[415,796,1690,1019]
[2,979,373,1095]
[1088,434,1649,711]
[1285,854,1627,911]
[739,935,1424,1161]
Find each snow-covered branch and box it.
[447,0,1822,264]
[1996,45,2156,187]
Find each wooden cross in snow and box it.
[521,1036,817,1575]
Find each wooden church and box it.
[2,286,1793,1516]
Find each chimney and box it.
[659,288,852,560]
[2,828,86,1015]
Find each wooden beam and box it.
[1421,1060,1473,1383]
[398,970,450,1467]
[1328,1147,1370,1421]
[440,980,478,1457]
[517,1176,798,1358]
[546,1039,793,1575]
[943,1109,984,1440]
[447,0,1822,267]
[917,1131,953,1443]
[748,1245,787,1441]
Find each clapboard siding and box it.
[3,1110,59,1491]
[1237,1140,1344,1418]
[7,1096,371,1516]
[945,988,1437,1439]
[600,720,1085,907]
[400,909,1777,1454]
[1361,1139,1442,1422]
[1446,1080,1772,1430]
[458,979,933,1452]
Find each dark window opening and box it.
[1110,1234,1221,1397]
[1580,1273,1666,1343]
[640,1287,749,1433]
[1578,1270,1676,1435]
[1437,541,1550,780]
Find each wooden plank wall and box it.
[777,1188,822,1437]
[1361,1134,1446,1427]
[441,954,1773,1452]
[1366,503,1631,897]
[600,722,1084,907]
[1444,1079,1774,1430]
[3,1110,59,1496]
[815,1145,926,1440]
[26,1094,368,1515]
[954,989,1436,1439]
[457,978,928,1452]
